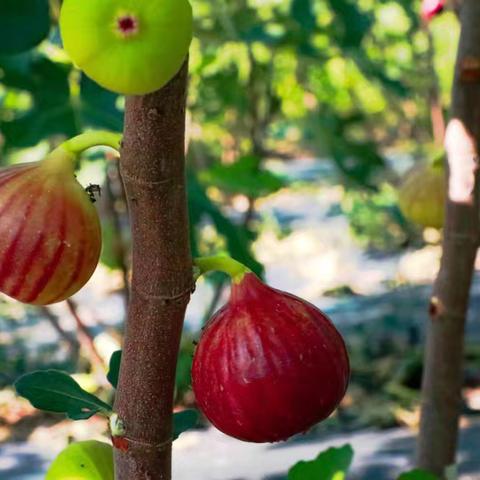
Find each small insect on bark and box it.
[85,184,102,203]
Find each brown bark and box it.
[417,1,480,475]
[113,62,192,479]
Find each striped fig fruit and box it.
[192,270,350,443]
[0,156,101,305]
[421,0,445,21]
[398,161,446,229]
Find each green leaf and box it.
[0,55,124,151]
[352,52,409,97]
[79,74,124,131]
[107,351,122,389]
[398,470,439,480]
[291,0,316,32]
[288,444,354,480]
[326,0,372,48]
[315,110,385,188]
[0,0,50,55]
[0,54,78,149]
[15,370,112,420]
[188,173,264,276]
[199,155,286,198]
[173,409,199,441]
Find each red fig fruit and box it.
[0,132,121,306]
[421,0,445,21]
[192,264,350,443]
[0,160,101,305]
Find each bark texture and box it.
[417,1,480,475]
[114,62,192,479]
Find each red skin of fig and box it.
[421,0,444,21]
[192,273,350,443]
[0,162,101,305]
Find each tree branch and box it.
[104,157,130,306]
[65,298,105,370]
[113,61,192,479]
[417,1,480,475]
[40,306,80,360]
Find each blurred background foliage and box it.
[0,0,459,264]
[0,0,465,440]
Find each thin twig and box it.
[65,298,105,369]
[104,157,130,306]
[40,306,80,360]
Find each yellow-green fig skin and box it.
[60,0,193,96]
[398,162,446,229]
[46,441,114,480]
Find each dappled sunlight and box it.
[397,246,442,284]
[254,185,441,303]
[445,118,478,204]
[1,0,479,477]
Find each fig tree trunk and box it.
[417,1,480,476]
[113,62,192,479]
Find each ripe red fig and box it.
[192,257,350,443]
[421,0,445,21]
[0,132,121,305]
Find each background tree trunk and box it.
[113,62,192,480]
[417,1,480,476]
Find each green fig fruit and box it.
[46,441,114,480]
[60,0,193,95]
[398,162,446,229]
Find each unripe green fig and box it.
[398,162,446,229]
[60,0,193,95]
[46,441,114,480]
[0,158,101,305]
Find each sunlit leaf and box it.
[398,469,439,480]
[0,54,77,148]
[288,444,354,480]
[199,155,286,198]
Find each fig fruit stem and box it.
[43,131,122,174]
[194,255,251,283]
[61,131,123,154]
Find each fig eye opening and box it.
[116,14,139,38]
